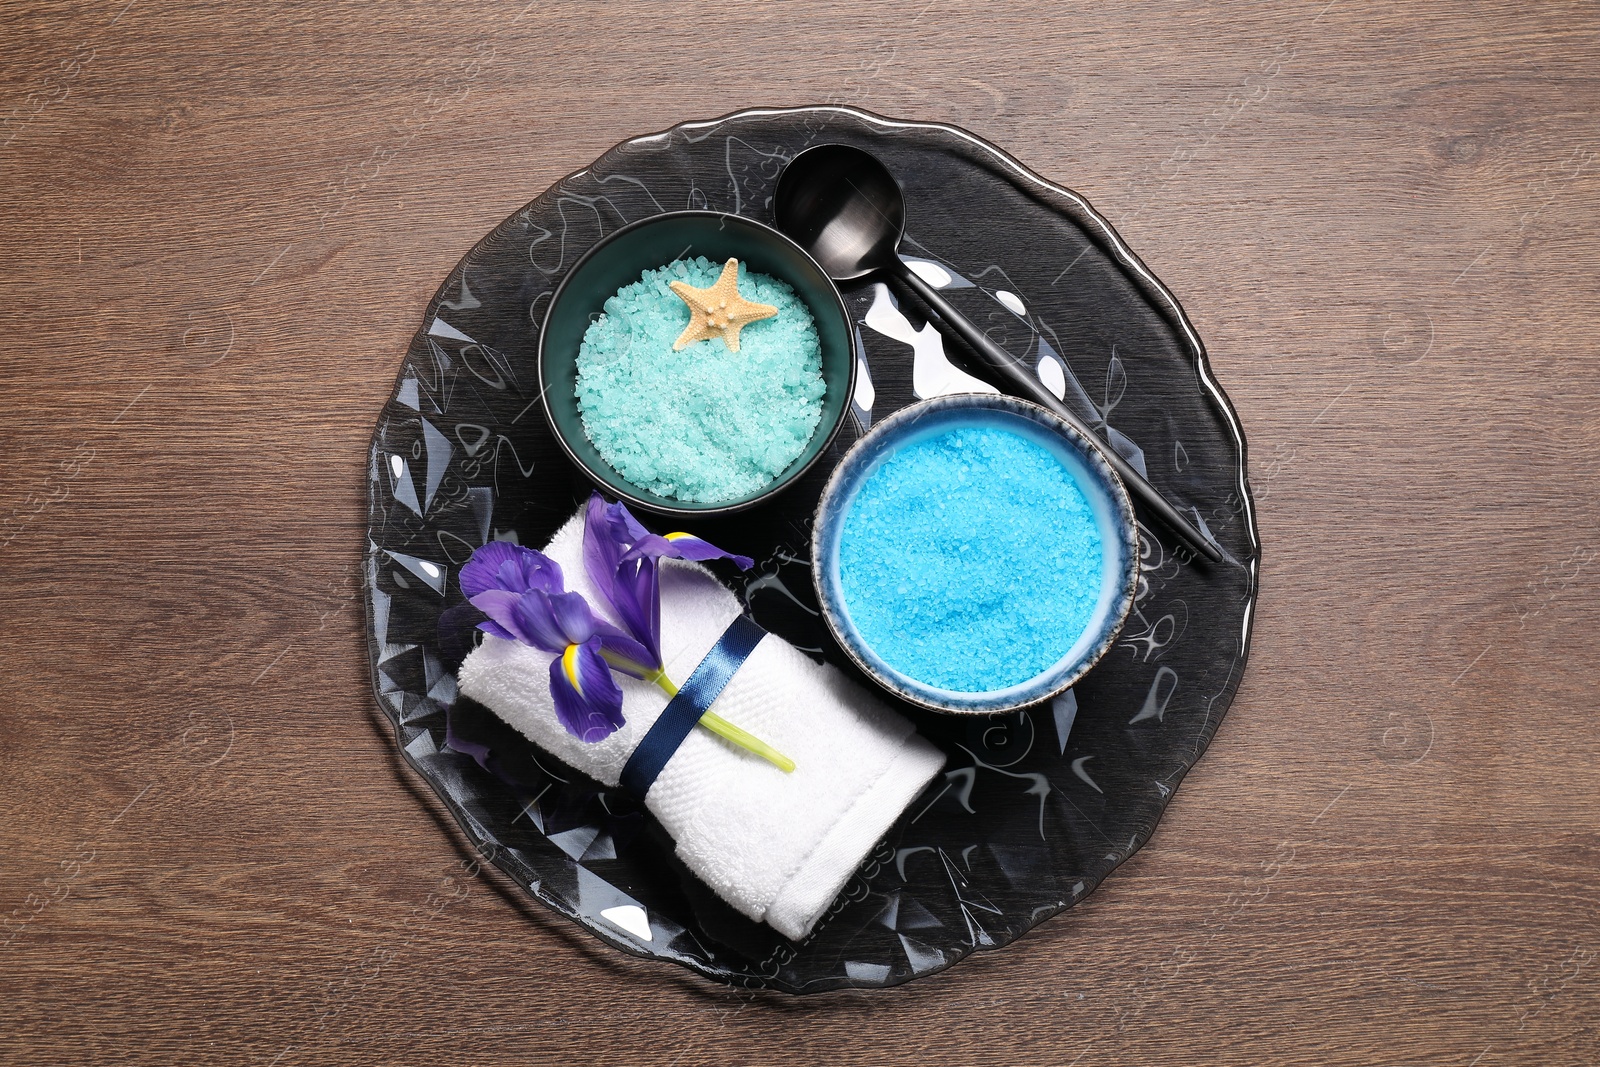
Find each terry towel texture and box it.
[456,510,946,941]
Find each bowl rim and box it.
[536,208,858,519]
[810,392,1142,715]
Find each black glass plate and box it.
[363,106,1260,993]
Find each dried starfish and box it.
[668,257,778,352]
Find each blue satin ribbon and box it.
[620,615,767,800]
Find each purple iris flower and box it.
[458,540,651,743]
[456,507,792,772]
[582,494,753,677]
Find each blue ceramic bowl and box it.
[811,394,1140,715]
[538,211,856,518]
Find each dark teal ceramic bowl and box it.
[811,394,1140,715]
[537,211,856,517]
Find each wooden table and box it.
[4,3,1596,1063]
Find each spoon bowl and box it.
[774,144,905,281]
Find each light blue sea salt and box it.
[575,256,826,504]
[837,424,1105,693]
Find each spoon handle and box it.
[894,264,1224,564]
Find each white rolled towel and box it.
[456,509,946,941]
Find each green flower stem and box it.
[696,712,797,774]
[647,670,795,773]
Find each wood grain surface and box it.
[3,2,1597,1064]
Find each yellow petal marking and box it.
[561,644,583,694]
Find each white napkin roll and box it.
[456,509,946,941]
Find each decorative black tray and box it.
[363,106,1259,992]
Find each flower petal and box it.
[620,531,754,570]
[548,590,598,645]
[508,592,572,653]
[580,494,667,663]
[594,628,659,678]
[604,495,651,544]
[460,541,564,598]
[467,589,529,643]
[476,618,519,643]
[582,494,626,607]
[609,557,660,660]
[583,494,655,598]
[460,542,516,598]
[517,547,565,594]
[548,639,625,742]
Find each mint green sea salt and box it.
[575,256,826,504]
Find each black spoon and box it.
[773,143,1223,564]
